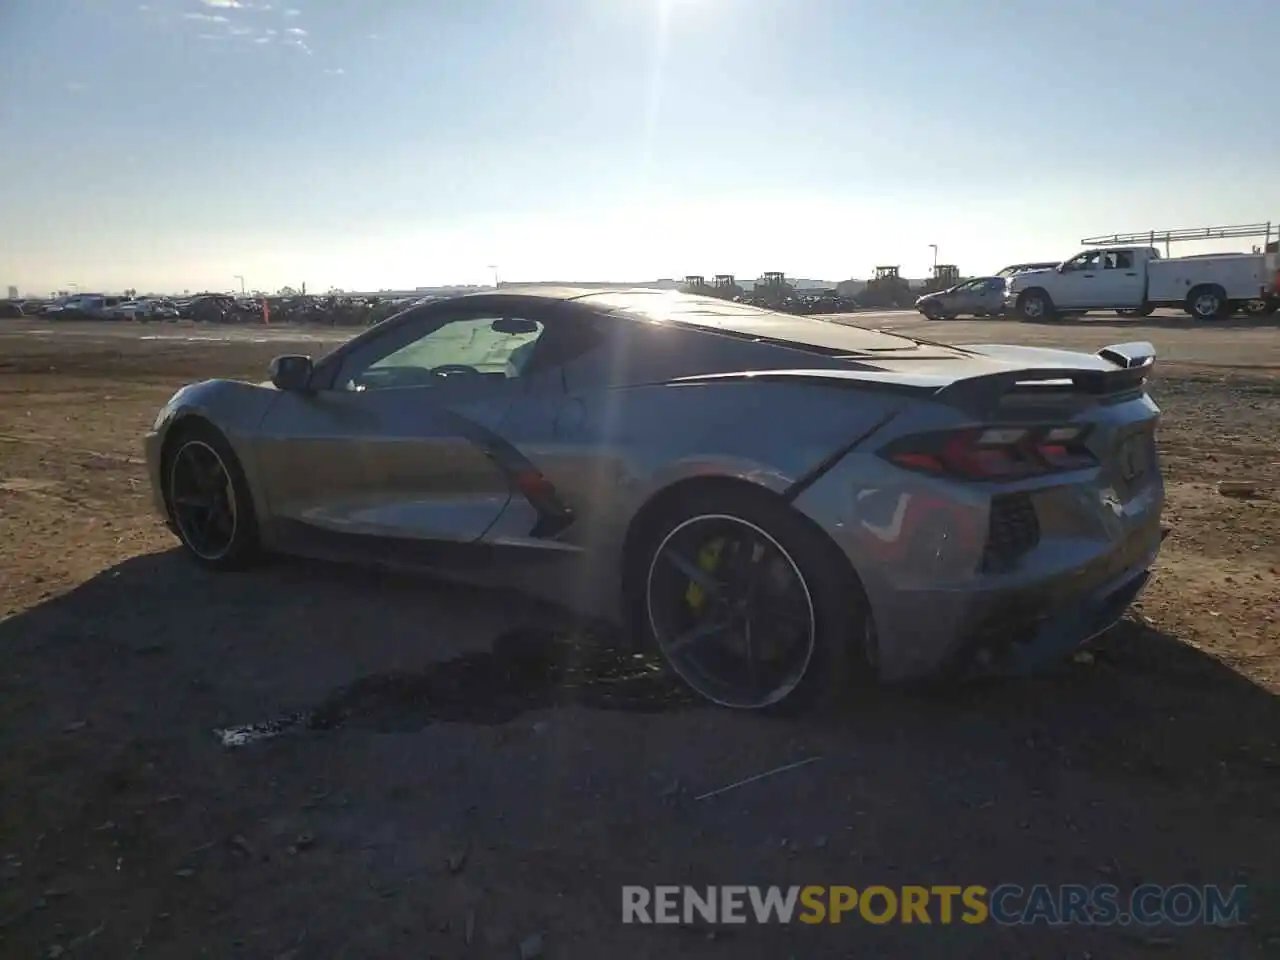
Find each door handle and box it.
[1083,274,1095,278]
[1125,272,1137,276]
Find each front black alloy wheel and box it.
[637,487,870,711]
[165,425,259,569]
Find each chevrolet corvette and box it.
[144,288,1166,710]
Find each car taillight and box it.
[878,425,1097,480]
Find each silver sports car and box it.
[144,288,1166,711]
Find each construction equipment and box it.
[682,275,709,294]
[750,272,794,308]
[919,264,962,295]
[711,274,744,300]
[859,266,914,309]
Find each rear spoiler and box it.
[934,341,1156,414]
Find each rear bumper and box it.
[937,552,1155,679]
[869,524,1165,681]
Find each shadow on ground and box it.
[2,551,1278,957]
[2,548,1276,780]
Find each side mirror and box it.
[491,317,538,335]
[269,354,313,391]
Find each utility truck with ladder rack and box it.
[1005,222,1280,321]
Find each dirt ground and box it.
[1,318,1277,959]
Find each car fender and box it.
[149,380,281,532]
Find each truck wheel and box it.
[1186,285,1228,321]
[1015,289,1054,321]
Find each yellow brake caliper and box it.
[685,537,726,612]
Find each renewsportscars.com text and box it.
[621,884,1247,927]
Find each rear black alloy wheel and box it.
[165,427,259,569]
[646,513,817,709]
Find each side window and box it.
[1066,252,1100,272]
[985,278,1005,291]
[1103,250,1133,270]
[340,315,545,391]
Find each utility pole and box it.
[928,244,938,274]
[487,265,500,289]
[234,275,245,295]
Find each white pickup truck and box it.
[1004,245,1279,320]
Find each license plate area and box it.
[1109,427,1155,501]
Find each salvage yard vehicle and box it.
[45,294,119,320]
[1006,245,1279,321]
[145,289,1166,712]
[118,297,181,322]
[915,276,1007,319]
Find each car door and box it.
[974,277,1006,313]
[1098,249,1144,306]
[948,280,982,315]
[1054,250,1105,307]
[254,303,556,557]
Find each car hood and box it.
[1007,268,1054,283]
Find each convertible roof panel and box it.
[576,289,920,353]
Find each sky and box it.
[3,0,1280,295]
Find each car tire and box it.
[1186,285,1229,320]
[629,484,871,713]
[163,421,261,571]
[1015,289,1054,321]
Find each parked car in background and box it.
[120,297,181,321]
[146,298,181,320]
[916,276,1007,320]
[1006,245,1279,320]
[47,294,115,319]
[104,299,148,320]
[187,294,240,323]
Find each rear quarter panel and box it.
[791,386,1164,679]
[527,379,907,618]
